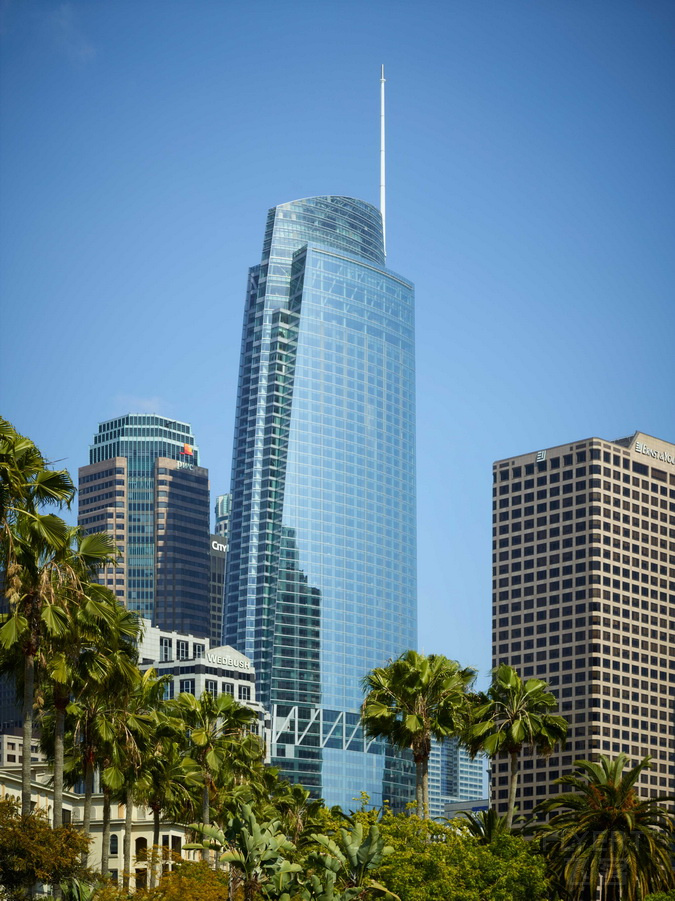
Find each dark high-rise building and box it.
[214,493,231,538]
[78,415,210,636]
[209,494,231,645]
[224,196,417,810]
[492,431,675,816]
[209,533,227,646]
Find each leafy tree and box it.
[535,753,675,901]
[0,798,90,901]
[361,650,475,817]
[0,418,74,816]
[0,417,74,537]
[375,810,550,901]
[463,664,567,829]
[92,861,230,901]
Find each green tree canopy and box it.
[0,799,90,901]
[375,810,550,901]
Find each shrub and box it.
[0,799,90,900]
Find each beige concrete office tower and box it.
[492,431,675,817]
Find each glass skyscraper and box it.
[428,739,487,820]
[224,196,417,809]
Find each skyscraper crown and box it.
[262,196,385,266]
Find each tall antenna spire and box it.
[380,64,386,259]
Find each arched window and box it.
[110,834,119,855]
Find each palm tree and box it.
[463,663,568,829]
[102,667,164,889]
[361,650,475,818]
[535,754,675,901]
[41,530,123,827]
[457,808,511,844]
[0,417,74,530]
[136,730,202,887]
[170,690,261,843]
[0,418,74,816]
[274,780,325,847]
[42,596,141,857]
[73,600,140,854]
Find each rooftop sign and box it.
[206,646,251,671]
[635,441,675,467]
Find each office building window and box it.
[160,638,172,662]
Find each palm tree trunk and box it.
[506,750,519,830]
[415,760,424,818]
[101,786,111,875]
[421,754,430,819]
[123,786,133,890]
[53,692,67,828]
[81,760,94,866]
[21,653,35,817]
[51,693,65,901]
[149,806,160,889]
[201,784,210,862]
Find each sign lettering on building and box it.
[635,442,675,466]
[206,650,251,670]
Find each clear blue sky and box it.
[2,0,674,685]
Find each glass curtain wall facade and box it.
[215,493,232,538]
[224,197,417,810]
[428,739,487,820]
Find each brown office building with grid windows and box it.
[492,431,675,816]
[78,415,211,637]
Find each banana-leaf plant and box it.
[186,803,301,901]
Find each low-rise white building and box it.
[137,619,270,752]
[0,732,44,768]
[0,622,270,888]
[0,765,197,888]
